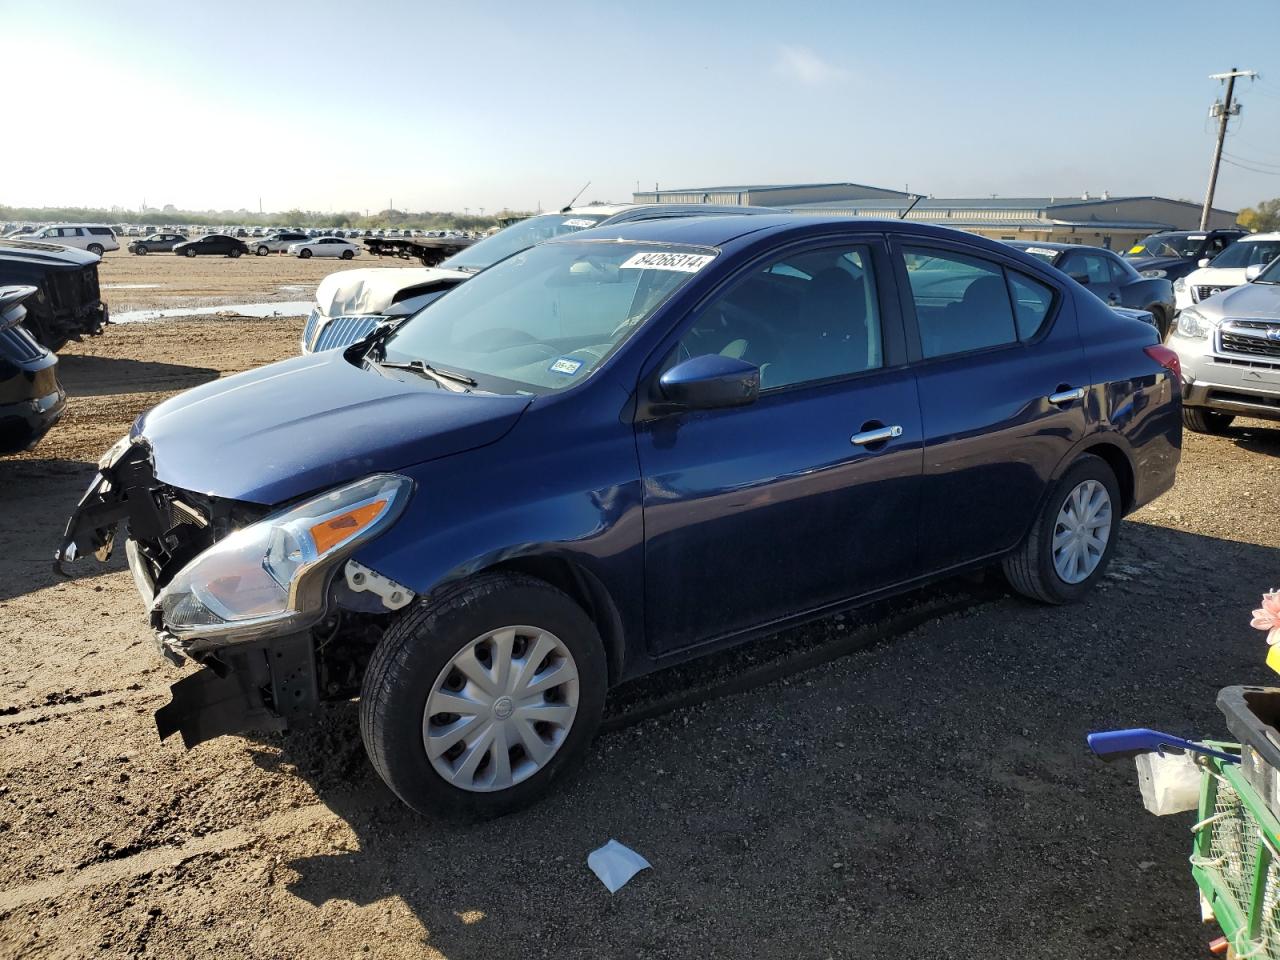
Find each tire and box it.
[1183,407,1235,434]
[135,245,148,255]
[229,248,242,258]
[360,572,607,820]
[256,246,269,256]
[185,247,197,257]
[1145,305,1170,341]
[1002,454,1122,604]
[87,244,104,256]
[341,250,354,260]
[299,248,313,259]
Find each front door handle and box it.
[850,424,903,446]
[1048,387,1086,406]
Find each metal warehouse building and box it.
[631,183,1238,251]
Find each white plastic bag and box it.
[588,839,651,893]
[1135,751,1202,815]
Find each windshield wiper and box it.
[375,358,477,390]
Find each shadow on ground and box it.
[245,521,1280,959]
[55,354,219,397]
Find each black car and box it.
[1124,229,1247,285]
[172,235,249,258]
[128,233,188,255]
[0,286,65,454]
[1006,242,1177,338]
[0,238,108,351]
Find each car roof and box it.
[561,213,1055,254]
[0,237,100,266]
[1236,232,1280,242]
[1005,240,1117,254]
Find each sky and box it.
[6,0,1280,215]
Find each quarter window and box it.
[674,246,884,390]
[1008,272,1055,341]
[1061,252,1110,286]
[902,247,1017,358]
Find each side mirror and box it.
[657,354,759,411]
[1246,264,1265,282]
[1198,258,1211,268]
[1068,272,1090,286]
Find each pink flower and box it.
[1253,590,1280,645]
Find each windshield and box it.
[439,212,611,272]
[1208,239,1280,269]
[380,240,715,394]
[1126,234,1202,259]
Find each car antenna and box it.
[898,194,923,220]
[560,181,591,213]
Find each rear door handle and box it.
[1048,387,1086,405]
[850,424,903,446]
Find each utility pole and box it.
[1200,67,1256,230]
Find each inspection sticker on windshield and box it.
[620,251,714,273]
[1024,247,1059,258]
[549,357,584,376]
[562,218,598,228]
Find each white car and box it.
[21,224,119,256]
[288,237,362,260]
[1175,232,1280,311]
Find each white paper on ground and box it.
[588,839,651,892]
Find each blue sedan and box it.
[59,215,1182,817]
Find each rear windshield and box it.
[1209,240,1280,269]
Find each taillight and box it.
[1144,344,1182,385]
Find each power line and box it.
[1222,157,1280,177]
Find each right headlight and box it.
[155,473,413,643]
[1173,277,1187,293]
[1176,307,1213,340]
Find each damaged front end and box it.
[57,438,416,748]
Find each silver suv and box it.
[1169,255,1280,433]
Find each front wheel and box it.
[1183,407,1235,434]
[185,247,197,257]
[135,245,148,255]
[1145,304,1170,341]
[1003,454,1121,604]
[299,248,313,259]
[229,248,242,258]
[256,246,269,256]
[341,249,354,260]
[360,572,607,819]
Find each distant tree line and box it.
[0,204,532,231]
[1238,198,1280,233]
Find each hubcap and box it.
[1052,479,1112,584]
[423,626,579,792]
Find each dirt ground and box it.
[2,250,1279,959]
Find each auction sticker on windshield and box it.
[620,251,715,272]
[562,219,599,228]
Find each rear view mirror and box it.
[1198,258,1211,268]
[658,354,759,411]
[1246,264,1265,282]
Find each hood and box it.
[1127,255,1187,272]
[136,350,530,504]
[1197,280,1280,319]
[0,238,99,267]
[1184,266,1247,287]
[316,266,469,318]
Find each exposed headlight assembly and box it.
[1173,277,1187,293]
[155,473,413,644]
[1176,307,1213,340]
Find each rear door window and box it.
[901,248,1017,358]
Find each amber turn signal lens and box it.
[308,499,387,554]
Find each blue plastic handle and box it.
[1087,728,1239,764]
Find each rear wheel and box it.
[1003,454,1121,604]
[1183,407,1235,434]
[87,243,104,256]
[299,248,313,259]
[360,572,607,819]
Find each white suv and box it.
[21,224,120,257]
[1175,232,1280,311]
